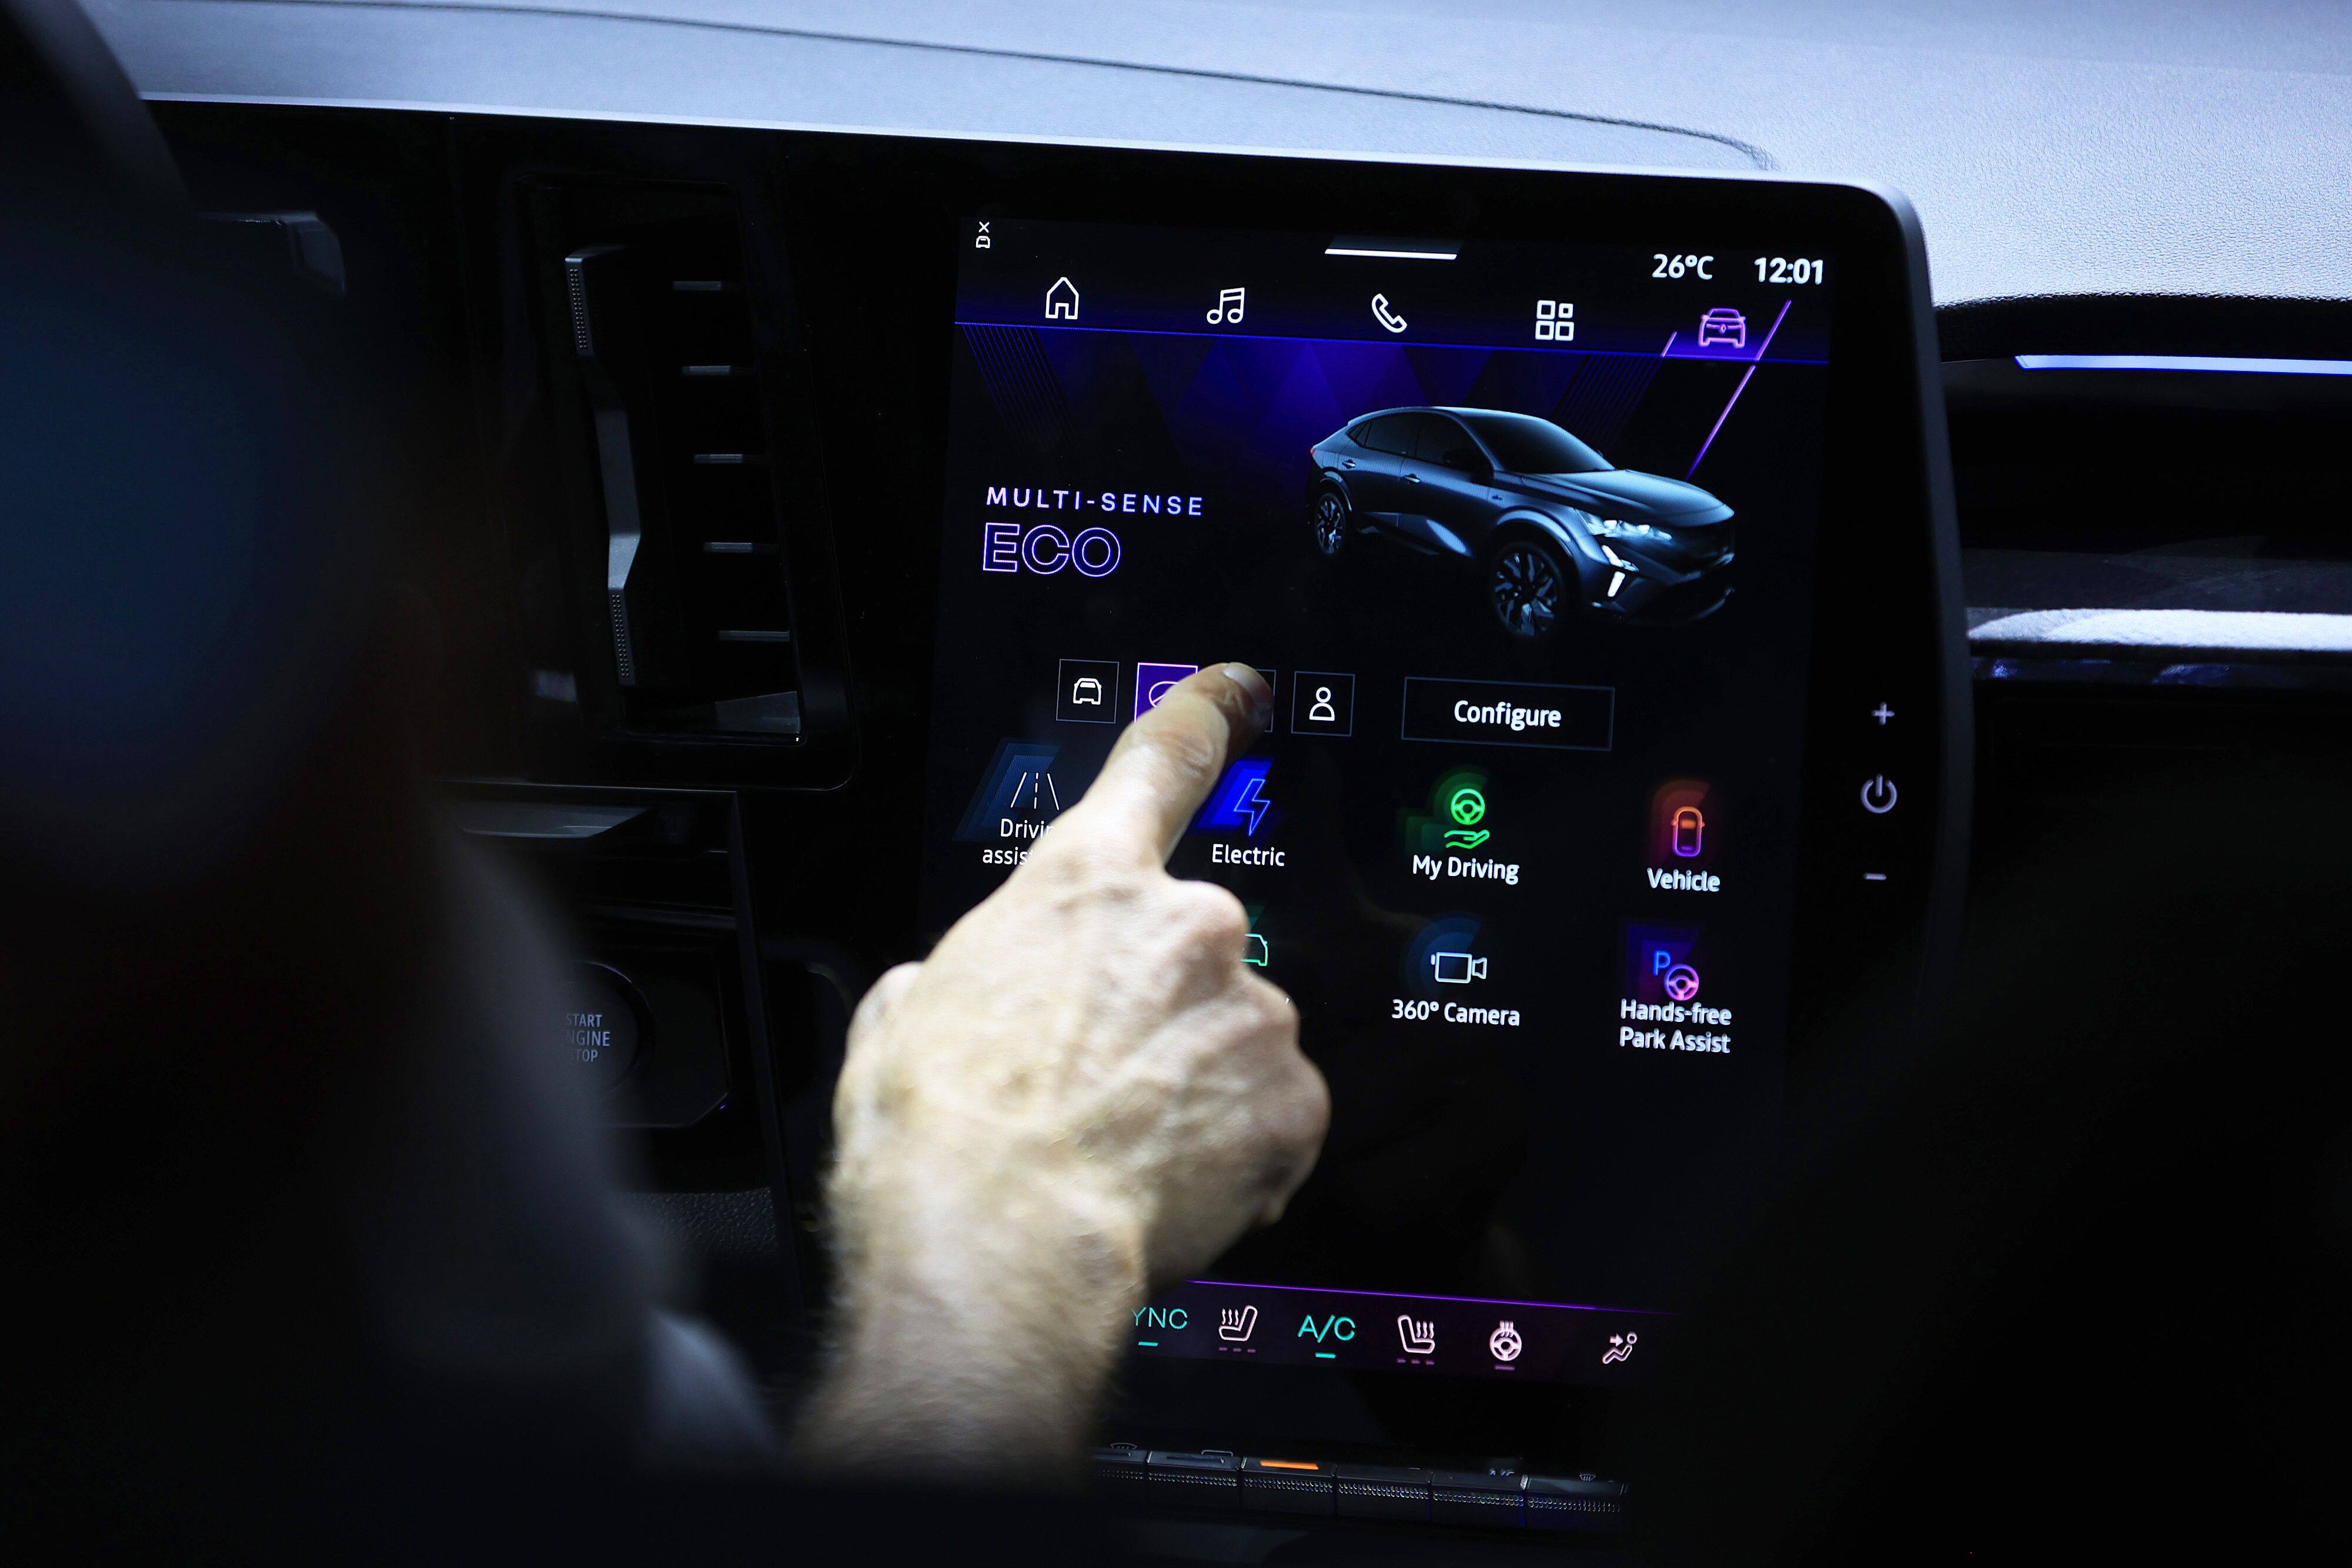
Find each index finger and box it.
[1044,663,1271,865]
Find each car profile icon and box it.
[1696,307,1748,348]
[1071,676,1103,706]
[1307,407,1736,636]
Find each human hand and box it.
[798,663,1329,1479]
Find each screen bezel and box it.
[768,132,1968,1462]
[426,109,1970,1463]
[847,138,1966,1476]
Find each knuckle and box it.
[1232,994,1325,1149]
[844,963,919,1051]
[1034,837,1140,897]
[1168,724,1225,783]
[1167,880,1249,948]
[851,962,920,1019]
[1237,970,1300,1031]
[831,1038,885,1124]
[1288,1059,1333,1144]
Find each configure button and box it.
[1401,677,1613,751]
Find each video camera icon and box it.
[1430,950,1488,985]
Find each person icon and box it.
[1291,673,1353,735]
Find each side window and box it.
[1353,414,1412,455]
[1415,415,1488,473]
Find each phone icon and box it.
[1371,293,1408,334]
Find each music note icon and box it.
[1207,286,1246,325]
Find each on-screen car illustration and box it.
[1307,407,1736,635]
[1696,307,1748,348]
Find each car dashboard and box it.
[76,2,2352,1557]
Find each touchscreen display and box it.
[918,217,1833,1389]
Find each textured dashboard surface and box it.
[98,0,2352,307]
[626,1190,779,1268]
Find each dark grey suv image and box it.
[1308,407,1736,635]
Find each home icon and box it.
[1045,276,1080,320]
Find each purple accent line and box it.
[958,319,1825,366]
[1685,364,1757,479]
[1185,1276,1671,1318]
[2019,353,2352,375]
[1658,330,1678,357]
[1680,297,1795,478]
[1748,297,1793,362]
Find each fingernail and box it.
[1221,664,1273,728]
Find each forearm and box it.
[794,1170,1147,1483]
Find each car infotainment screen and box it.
[917,215,1839,1390]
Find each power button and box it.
[1859,775,1899,815]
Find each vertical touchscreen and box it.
[918,219,1833,1389]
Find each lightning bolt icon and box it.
[1195,758,1275,838]
[1234,770,1270,837]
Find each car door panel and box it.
[1404,414,1496,559]
[1341,414,1413,527]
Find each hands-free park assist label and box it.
[1401,677,1614,751]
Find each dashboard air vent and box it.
[551,188,801,738]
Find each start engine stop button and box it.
[562,964,644,1090]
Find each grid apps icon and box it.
[1534,300,1575,342]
